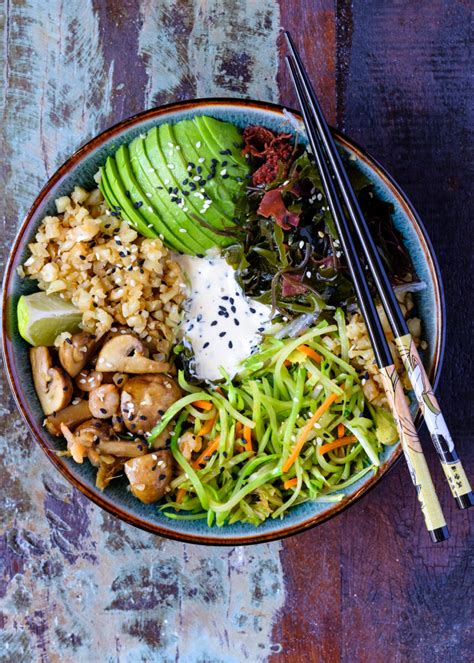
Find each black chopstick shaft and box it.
[285,31,408,338]
[286,56,392,369]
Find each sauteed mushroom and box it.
[44,399,91,436]
[95,334,170,374]
[120,374,182,437]
[58,332,99,377]
[124,450,173,503]
[75,369,103,392]
[30,347,73,416]
[88,384,120,419]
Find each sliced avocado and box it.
[144,127,217,251]
[159,122,235,235]
[189,117,248,213]
[102,157,158,239]
[114,144,189,252]
[200,115,248,167]
[169,120,237,222]
[128,137,192,253]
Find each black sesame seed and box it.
[206,173,214,181]
[139,415,147,421]
[221,160,228,166]
[158,409,165,416]
[189,182,196,191]
[196,165,202,174]
[228,341,233,349]
[151,465,157,471]
[173,187,178,194]
[234,318,240,326]
[249,307,256,314]
[196,314,202,322]
[222,173,229,179]
[223,451,228,458]
[133,201,143,208]
[231,305,236,313]
[219,149,232,155]
[222,296,229,300]
[182,190,189,196]
[100,408,107,414]
[258,327,265,332]
[182,178,189,185]
[125,190,131,198]
[159,474,166,480]
[66,337,73,345]
[203,342,210,349]
[211,320,218,327]
[168,186,173,193]
[79,255,86,260]
[219,331,226,337]
[188,161,195,169]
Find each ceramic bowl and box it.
[2,99,445,545]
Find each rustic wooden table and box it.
[1,1,472,661]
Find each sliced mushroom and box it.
[97,440,147,458]
[95,334,170,374]
[75,369,103,392]
[120,374,182,438]
[30,347,73,416]
[124,450,173,503]
[58,332,100,377]
[88,384,120,419]
[74,419,112,446]
[44,399,91,436]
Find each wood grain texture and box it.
[1,1,473,662]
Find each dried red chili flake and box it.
[281,273,307,297]
[257,189,300,230]
[242,125,294,185]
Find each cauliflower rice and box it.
[19,186,184,360]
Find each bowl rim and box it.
[2,97,445,545]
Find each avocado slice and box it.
[158,122,235,237]
[189,117,248,213]
[144,127,217,251]
[199,115,248,167]
[114,143,191,253]
[128,137,192,253]
[169,120,237,223]
[102,157,159,239]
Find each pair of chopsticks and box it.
[284,31,473,542]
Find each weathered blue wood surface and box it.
[1,1,472,662]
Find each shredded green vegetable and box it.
[150,319,389,527]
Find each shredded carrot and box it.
[192,435,221,469]
[284,359,292,367]
[282,392,340,473]
[192,399,214,411]
[196,413,217,439]
[283,477,298,489]
[337,423,345,438]
[176,488,186,504]
[243,425,253,452]
[319,436,357,455]
[297,344,322,364]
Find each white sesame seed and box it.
[317,193,323,200]
[306,270,312,278]
[175,145,180,150]
[148,168,155,173]
[147,206,153,212]
[220,168,227,176]
[193,175,200,181]
[299,241,305,249]
[195,141,201,148]
[198,157,205,163]
[179,228,187,233]
[167,142,173,147]
[164,179,170,185]
[318,231,325,238]
[167,164,175,170]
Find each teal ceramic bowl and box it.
[2,99,445,545]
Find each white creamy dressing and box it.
[176,254,271,381]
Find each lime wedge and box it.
[17,292,82,346]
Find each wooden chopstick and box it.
[285,31,473,512]
[285,45,449,542]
